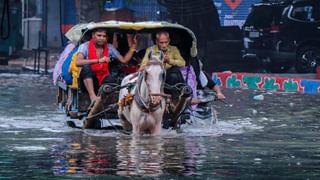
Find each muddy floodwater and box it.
[0,74,319,179]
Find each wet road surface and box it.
[0,73,319,179]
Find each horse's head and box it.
[145,52,166,93]
[141,51,166,106]
[148,50,165,63]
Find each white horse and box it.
[118,52,167,136]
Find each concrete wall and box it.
[213,72,320,94]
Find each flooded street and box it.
[0,74,319,179]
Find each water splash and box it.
[13,146,47,151]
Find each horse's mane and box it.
[147,50,164,64]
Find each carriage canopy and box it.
[66,21,198,58]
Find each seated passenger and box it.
[113,33,140,74]
[140,31,187,102]
[76,28,137,102]
[192,58,226,101]
[140,31,185,72]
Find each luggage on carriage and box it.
[54,21,218,131]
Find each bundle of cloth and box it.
[52,42,81,89]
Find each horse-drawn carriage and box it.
[55,21,217,134]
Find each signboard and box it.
[214,0,261,27]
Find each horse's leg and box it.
[132,123,140,136]
[151,121,162,136]
[130,102,141,136]
[151,102,166,135]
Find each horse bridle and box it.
[134,60,170,113]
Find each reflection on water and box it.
[0,74,320,179]
[116,137,165,176]
[51,136,213,177]
[51,137,117,176]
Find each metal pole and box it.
[45,50,48,74]
[33,49,36,71]
[37,50,40,73]
[37,31,40,73]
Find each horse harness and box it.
[118,58,171,113]
[135,60,171,113]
